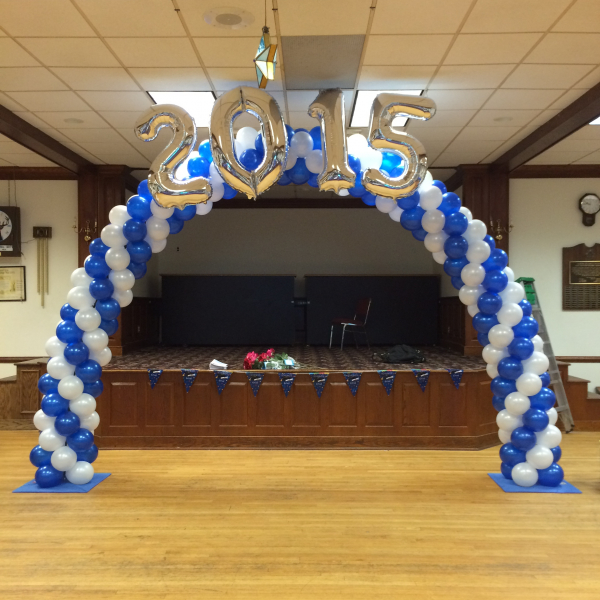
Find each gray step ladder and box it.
[517,277,574,433]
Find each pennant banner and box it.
[309,373,328,398]
[278,372,297,397]
[213,370,232,395]
[446,368,464,390]
[377,370,397,396]
[181,369,198,393]
[411,369,430,392]
[147,369,163,389]
[343,372,362,397]
[246,372,265,397]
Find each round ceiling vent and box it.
[204,6,255,30]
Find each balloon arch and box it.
[30,88,564,489]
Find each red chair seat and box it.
[332,318,363,326]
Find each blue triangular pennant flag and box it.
[412,369,430,392]
[214,370,232,395]
[343,372,362,396]
[148,369,163,389]
[309,373,328,398]
[446,368,464,390]
[278,372,296,397]
[377,370,396,396]
[246,372,265,397]
[181,369,198,393]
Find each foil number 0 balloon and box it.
[135,104,212,209]
[362,93,436,199]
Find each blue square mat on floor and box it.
[13,473,111,493]
[488,473,581,494]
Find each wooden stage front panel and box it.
[95,369,498,449]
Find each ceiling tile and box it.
[0,39,40,67]
[50,67,140,91]
[285,90,353,113]
[365,35,452,66]
[427,89,494,110]
[484,89,564,110]
[525,33,600,64]
[116,128,162,162]
[469,109,542,127]
[277,0,371,35]
[433,148,498,166]
[574,66,600,88]
[129,68,210,91]
[444,33,542,65]
[17,38,120,67]
[76,0,186,36]
[502,64,595,89]
[548,138,600,153]
[549,88,587,110]
[405,126,462,142]
[287,111,319,130]
[0,67,67,91]
[429,168,457,182]
[106,38,199,68]
[508,109,561,138]
[208,67,283,91]
[456,126,523,141]
[358,65,436,90]
[553,0,600,33]
[76,139,140,156]
[0,158,14,166]
[56,128,126,144]
[462,0,573,33]
[0,91,27,111]
[98,111,145,129]
[194,37,266,68]
[569,125,600,140]
[92,153,150,167]
[5,91,90,112]
[35,111,112,128]
[15,111,55,129]
[0,140,39,154]
[443,139,503,156]
[429,64,515,89]
[573,150,600,164]
[0,153,57,167]
[77,91,152,112]
[410,109,477,127]
[527,149,591,164]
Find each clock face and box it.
[580,194,600,215]
[0,211,12,241]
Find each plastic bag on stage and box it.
[374,345,425,365]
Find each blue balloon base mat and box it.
[488,473,581,494]
[13,473,111,494]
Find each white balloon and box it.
[498,428,511,444]
[209,161,224,183]
[512,463,538,487]
[375,196,396,213]
[210,181,224,202]
[338,188,350,197]
[66,461,94,485]
[347,133,368,156]
[101,224,127,248]
[285,151,298,171]
[536,424,562,449]
[458,285,484,306]
[466,239,491,264]
[463,219,487,242]
[526,445,554,470]
[234,138,247,159]
[69,393,96,418]
[359,148,383,170]
[432,251,447,265]
[67,286,95,310]
[105,247,130,271]
[196,201,213,216]
[422,170,434,187]
[47,356,76,380]
[388,206,403,222]
[75,307,101,332]
[90,346,112,367]
[290,131,313,158]
[497,302,523,327]
[71,267,92,288]
[500,282,525,304]
[459,206,473,221]
[488,324,514,349]
[421,209,445,233]
[236,126,258,150]
[496,409,523,432]
[113,288,133,308]
[83,328,109,352]
[80,411,100,432]
[461,263,485,287]
[108,205,130,227]
[45,336,67,358]
[424,232,447,253]
[39,428,66,452]
[482,344,508,365]
[504,266,515,282]
[109,269,135,291]
[51,446,78,472]
[522,351,549,376]
[547,407,558,426]
[516,372,542,397]
[504,392,530,416]
[532,335,544,352]
[467,303,480,317]
[150,200,174,219]
[419,186,443,210]
[146,216,169,241]
[34,409,56,431]
[486,363,499,379]
[146,236,167,253]
[305,149,324,174]
[58,375,84,400]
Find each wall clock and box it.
[0,206,21,258]
[579,193,600,226]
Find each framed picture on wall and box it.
[0,206,21,258]
[0,266,26,301]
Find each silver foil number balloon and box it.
[308,89,355,194]
[210,86,287,199]
[362,94,436,199]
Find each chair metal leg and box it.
[329,324,334,349]
[364,328,370,351]
[341,324,347,350]
[353,329,359,349]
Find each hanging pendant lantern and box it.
[254,26,277,89]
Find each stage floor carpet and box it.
[110,345,485,371]
[1,431,599,599]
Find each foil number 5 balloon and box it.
[135,104,212,209]
[362,93,436,199]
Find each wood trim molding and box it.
[444,169,463,192]
[0,357,38,364]
[510,164,600,179]
[0,166,77,180]
[556,356,600,363]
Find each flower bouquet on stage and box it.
[244,349,296,370]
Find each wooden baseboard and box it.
[0,357,37,364]
[556,356,600,363]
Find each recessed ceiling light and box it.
[147,91,216,128]
[64,117,84,124]
[350,90,423,128]
[204,6,254,29]
[493,116,513,123]
[590,116,600,125]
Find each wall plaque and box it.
[563,244,600,310]
[569,261,600,285]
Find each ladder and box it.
[517,277,574,433]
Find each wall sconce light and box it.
[489,218,513,241]
[73,218,97,242]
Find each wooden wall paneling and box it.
[326,374,359,431]
[182,373,213,429]
[255,375,285,430]
[363,372,395,430]
[17,363,43,416]
[218,373,250,432]
[399,372,432,433]
[290,375,321,430]
[144,376,176,431]
[475,372,497,438]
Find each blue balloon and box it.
[512,316,538,339]
[483,269,508,293]
[307,173,319,188]
[89,238,109,257]
[38,373,59,395]
[530,387,556,411]
[451,276,463,290]
[432,180,447,194]
[522,408,549,432]
[89,278,114,301]
[349,179,366,197]
[54,411,81,436]
[77,443,99,464]
[482,248,508,272]
[309,126,322,150]
[30,445,53,467]
[438,192,461,216]
[444,235,468,259]
[85,255,110,279]
[551,445,562,463]
[278,171,291,186]
[388,163,405,178]
[412,228,428,242]
[83,380,103,398]
[240,149,262,171]
[222,182,237,199]
[492,395,505,411]
[381,151,402,174]
[285,124,295,141]
[500,443,527,467]
[122,218,147,242]
[76,360,102,384]
[95,298,120,320]
[490,376,517,398]
[443,211,469,236]
[397,190,419,210]
[477,291,503,315]
[483,234,496,251]
[478,332,490,347]
[510,426,537,451]
[348,154,361,174]
[289,158,310,185]
[67,428,94,452]
[64,342,89,366]
[167,215,184,235]
[127,195,152,221]
[198,140,212,162]
[361,193,376,206]
[518,299,532,317]
[100,318,118,336]
[187,156,210,178]
[35,465,64,488]
[508,337,534,360]
[56,320,83,344]
[254,132,265,155]
[500,462,513,480]
[295,128,308,134]
[472,313,499,334]
[137,179,152,201]
[537,463,564,487]
[444,257,468,277]
[400,206,425,231]
[128,261,147,280]
[127,240,152,264]
[174,205,196,222]
[60,303,78,321]
[540,372,551,387]
[41,393,69,417]
[497,357,524,380]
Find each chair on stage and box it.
[329,297,372,350]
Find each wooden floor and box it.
[1,431,599,600]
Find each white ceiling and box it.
[0,0,597,170]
